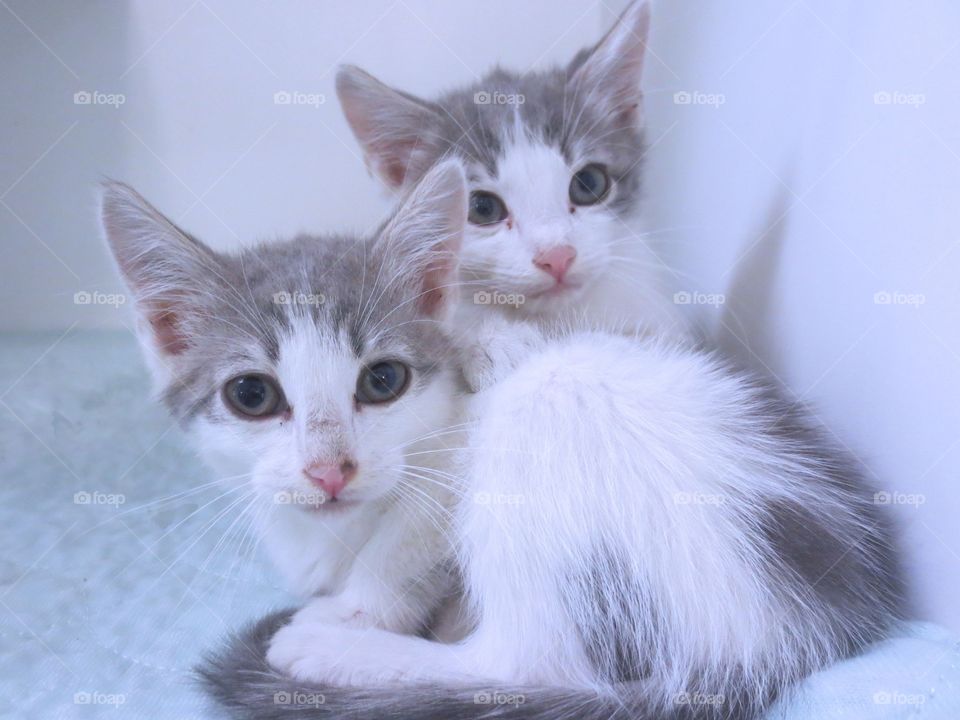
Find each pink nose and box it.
[303,459,358,498]
[533,245,576,282]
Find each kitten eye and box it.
[468,191,508,225]
[356,360,410,405]
[569,164,611,206]
[223,374,285,418]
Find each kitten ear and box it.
[100,181,218,360]
[568,0,651,124]
[336,64,442,190]
[376,159,467,320]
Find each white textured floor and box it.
[2,331,958,719]
[0,331,293,719]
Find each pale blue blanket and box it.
[1,332,957,718]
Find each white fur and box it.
[455,135,685,340]
[266,324,882,711]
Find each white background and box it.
[3,1,959,632]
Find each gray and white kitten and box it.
[335,0,686,339]
[102,160,470,636]
[199,3,904,720]
[201,234,906,720]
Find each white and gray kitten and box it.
[102,160,470,636]
[201,222,905,719]
[200,4,904,720]
[335,0,685,339]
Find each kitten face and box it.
[186,291,457,514]
[337,1,650,317]
[102,161,467,517]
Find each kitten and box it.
[335,0,686,340]
[204,223,904,720]
[199,3,904,719]
[101,160,470,636]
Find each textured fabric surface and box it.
[1,331,957,719]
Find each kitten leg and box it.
[291,498,457,633]
[267,621,489,686]
[459,316,547,393]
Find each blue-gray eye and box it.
[224,374,285,418]
[468,191,508,225]
[569,164,610,206]
[357,361,410,405]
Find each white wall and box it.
[1,0,608,331]
[4,1,959,631]
[642,0,960,631]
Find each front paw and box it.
[266,622,414,685]
[461,318,546,393]
[267,620,340,682]
[293,594,377,629]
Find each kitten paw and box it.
[266,622,418,685]
[293,594,377,629]
[460,318,546,393]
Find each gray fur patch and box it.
[157,231,456,424]
[196,611,757,720]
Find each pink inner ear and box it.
[418,257,453,318]
[374,138,421,188]
[148,306,189,355]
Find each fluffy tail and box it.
[196,611,754,720]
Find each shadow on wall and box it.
[717,182,793,376]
